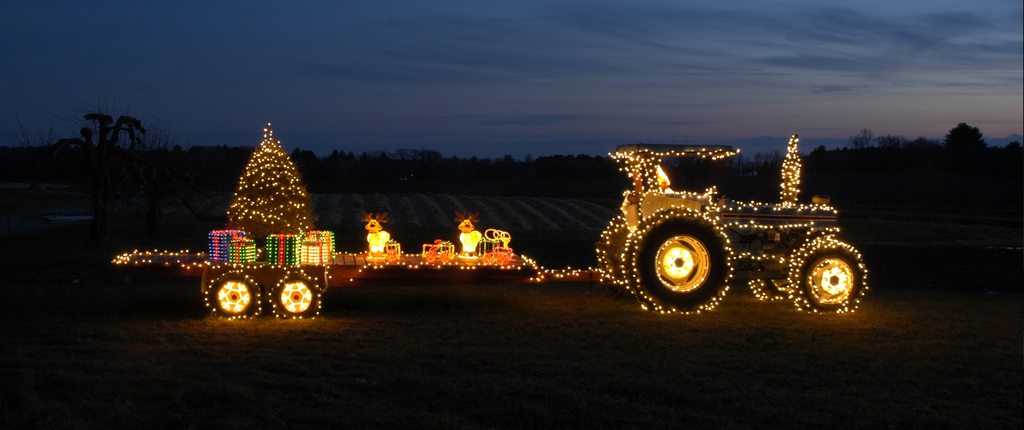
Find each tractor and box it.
[596,135,867,314]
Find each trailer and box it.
[112,248,597,319]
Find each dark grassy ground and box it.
[0,184,91,212]
[1,211,1022,429]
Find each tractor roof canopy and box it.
[611,144,738,194]
[612,144,737,159]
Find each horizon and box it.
[7,128,1021,160]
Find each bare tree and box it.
[849,128,874,149]
[875,134,909,149]
[130,127,221,236]
[50,113,145,242]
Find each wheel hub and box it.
[217,281,251,313]
[809,258,855,304]
[280,281,313,313]
[655,235,711,293]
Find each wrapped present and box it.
[482,247,514,266]
[267,233,302,266]
[479,229,514,266]
[229,238,256,263]
[209,230,247,262]
[385,240,402,264]
[369,240,402,265]
[422,240,455,264]
[301,230,335,265]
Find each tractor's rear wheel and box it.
[635,220,729,313]
[596,215,631,291]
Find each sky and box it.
[2,1,1021,158]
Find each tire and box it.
[271,272,322,319]
[596,215,631,290]
[205,272,262,319]
[789,237,867,313]
[634,219,729,313]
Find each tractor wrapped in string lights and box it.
[596,136,867,314]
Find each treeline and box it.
[289,148,624,197]
[0,145,627,199]
[801,133,1023,211]
[667,125,1023,212]
[3,123,1020,213]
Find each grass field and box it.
[1,203,1021,429]
[0,183,91,212]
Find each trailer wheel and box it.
[205,272,261,319]
[271,272,322,319]
[789,237,867,313]
[635,220,728,313]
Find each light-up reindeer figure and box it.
[362,212,390,255]
[454,211,482,258]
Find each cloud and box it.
[1,1,1019,157]
[427,114,606,126]
[471,114,602,126]
[649,121,711,126]
[761,55,866,72]
[809,85,862,94]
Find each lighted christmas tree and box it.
[779,134,801,206]
[226,124,315,238]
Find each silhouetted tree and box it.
[875,134,909,149]
[849,128,874,149]
[943,123,986,151]
[131,127,207,236]
[50,113,145,242]
[943,123,987,174]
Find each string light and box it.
[454,212,482,258]
[301,231,335,266]
[267,233,302,266]
[114,137,868,319]
[203,271,262,320]
[225,124,314,238]
[780,135,801,206]
[269,269,324,319]
[208,230,247,262]
[384,240,402,264]
[229,236,256,264]
[597,141,867,314]
[479,229,514,266]
[422,240,456,265]
[784,235,868,313]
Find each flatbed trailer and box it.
[113,250,599,318]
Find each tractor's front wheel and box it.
[789,237,867,313]
[635,220,729,313]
